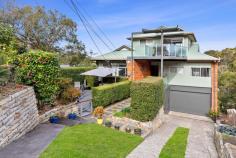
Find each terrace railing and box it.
[145,44,187,57]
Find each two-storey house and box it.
[92,26,219,116]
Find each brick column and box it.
[126,60,151,81]
[211,62,218,112]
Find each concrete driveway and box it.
[127,114,218,158]
[0,123,64,158]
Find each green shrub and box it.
[61,87,80,103]
[85,75,97,88]
[61,67,95,82]
[0,66,9,85]
[92,80,131,108]
[130,76,164,122]
[15,50,60,105]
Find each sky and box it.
[2,0,236,54]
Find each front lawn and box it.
[40,124,143,158]
[159,127,189,158]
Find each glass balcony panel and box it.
[143,44,187,57]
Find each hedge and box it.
[92,80,131,108]
[130,76,164,122]
[61,67,95,82]
[15,51,60,105]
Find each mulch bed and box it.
[0,83,27,100]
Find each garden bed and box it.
[214,123,236,158]
[109,106,165,138]
[0,83,27,100]
[40,124,143,158]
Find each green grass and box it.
[114,107,131,118]
[40,124,143,158]
[159,127,189,158]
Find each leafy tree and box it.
[0,22,17,64]
[0,5,77,52]
[205,48,236,112]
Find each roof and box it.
[114,45,132,51]
[80,67,118,77]
[127,31,197,42]
[91,44,132,61]
[187,53,219,61]
[142,26,183,33]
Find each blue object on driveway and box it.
[49,116,60,124]
[68,113,77,120]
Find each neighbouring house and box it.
[92,26,219,116]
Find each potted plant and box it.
[125,126,131,133]
[93,106,104,125]
[68,112,77,120]
[49,115,60,124]
[105,118,112,127]
[114,124,120,130]
[134,128,142,135]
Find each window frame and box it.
[191,67,211,77]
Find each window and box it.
[192,67,210,77]
[140,39,146,47]
[201,68,210,77]
[146,39,153,46]
[192,68,201,76]
[111,63,127,76]
[169,67,184,74]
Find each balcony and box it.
[145,44,187,57]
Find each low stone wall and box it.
[214,124,236,158]
[39,102,78,123]
[111,106,165,137]
[0,87,39,148]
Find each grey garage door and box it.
[169,86,211,116]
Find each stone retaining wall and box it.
[214,124,236,158]
[111,106,165,138]
[0,87,39,148]
[39,102,78,123]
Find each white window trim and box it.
[191,67,211,77]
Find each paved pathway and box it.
[127,115,218,158]
[0,123,64,158]
[104,98,131,117]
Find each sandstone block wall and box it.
[0,87,39,148]
[39,102,78,123]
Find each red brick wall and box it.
[211,62,218,112]
[127,60,151,80]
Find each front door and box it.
[150,65,159,76]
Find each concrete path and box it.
[127,115,218,158]
[0,123,64,158]
[104,98,131,117]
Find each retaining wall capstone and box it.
[0,87,39,148]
